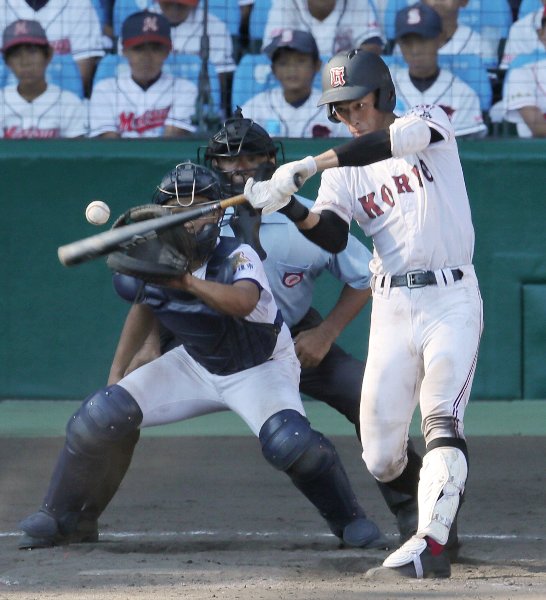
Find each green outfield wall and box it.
[0,139,544,400]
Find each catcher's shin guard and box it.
[259,410,386,548]
[416,446,467,545]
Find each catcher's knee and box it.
[66,385,143,457]
[259,409,335,478]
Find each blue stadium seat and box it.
[209,0,240,37]
[517,0,542,19]
[231,53,323,113]
[382,53,492,110]
[0,58,8,87]
[113,0,152,37]
[248,0,273,49]
[3,53,83,97]
[93,53,221,110]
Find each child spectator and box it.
[0,0,105,97]
[88,11,197,138]
[262,0,384,58]
[392,2,487,137]
[393,0,499,67]
[503,8,546,136]
[501,1,546,69]
[1,19,86,138]
[151,0,236,116]
[241,29,347,138]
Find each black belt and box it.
[383,269,463,289]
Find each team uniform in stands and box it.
[504,56,546,136]
[241,87,347,138]
[88,70,197,138]
[0,0,104,62]
[501,6,546,68]
[390,67,487,137]
[262,0,384,57]
[0,83,86,138]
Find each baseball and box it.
[85,200,110,225]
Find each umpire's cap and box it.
[317,49,396,122]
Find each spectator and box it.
[392,0,499,67]
[501,0,546,69]
[88,11,197,138]
[503,8,546,136]
[241,29,347,138]
[0,19,86,138]
[392,3,487,137]
[150,0,236,116]
[262,0,384,58]
[0,0,105,97]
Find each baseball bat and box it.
[58,194,248,267]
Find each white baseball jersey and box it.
[241,87,349,138]
[504,57,546,137]
[88,71,197,138]
[393,24,498,66]
[501,8,545,69]
[391,67,487,137]
[262,0,384,58]
[312,104,475,277]
[0,0,104,61]
[0,83,86,138]
[149,1,236,74]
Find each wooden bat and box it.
[58,194,248,267]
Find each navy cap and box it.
[395,2,442,39]
[264,29,320,60]
[2,19,49,53]
[122,10,172,50]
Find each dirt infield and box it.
[1,435,545,600]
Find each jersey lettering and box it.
[119,106,171,133]
[358,192,384,218]
[4,126,60,138]
[419,158,434,182]
[391,173,414,194]
[381,184,395,207]
[411,165,423,187]
[50,38,71,54]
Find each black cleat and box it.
[18,511,98,550]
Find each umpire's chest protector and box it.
[113,238,281,375]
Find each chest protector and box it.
[113,237,283,375]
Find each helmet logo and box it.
[330,66,346,88]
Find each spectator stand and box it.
[1,53,84,98]
[518,0,542,19]
[248,0,273,53]
[231,52,323,113]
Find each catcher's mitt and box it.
[106,204,195,285]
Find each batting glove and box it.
[244,179,292,215]
[270,156,318,195]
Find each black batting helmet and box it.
[318,49,396,122]
[152,160,222,207]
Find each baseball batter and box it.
[245,50,483,579]
[18,162,386,551]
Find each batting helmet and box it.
[152,160,222,207]
[317,49,396,123]
[151,161,223,264]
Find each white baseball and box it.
[85,200,111,225]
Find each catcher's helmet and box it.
[318,49,396,123]
[152,160,222,207]
[152,161,223,264]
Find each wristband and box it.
[279,197,310,223]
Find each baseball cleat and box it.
[18,510,98,549]
[395,500,418,545]
[366,535,451,579]
[342,517,390,549]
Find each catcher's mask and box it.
[199,107,284,195]
[152,161,224,264]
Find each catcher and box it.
[18,161,386,550]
